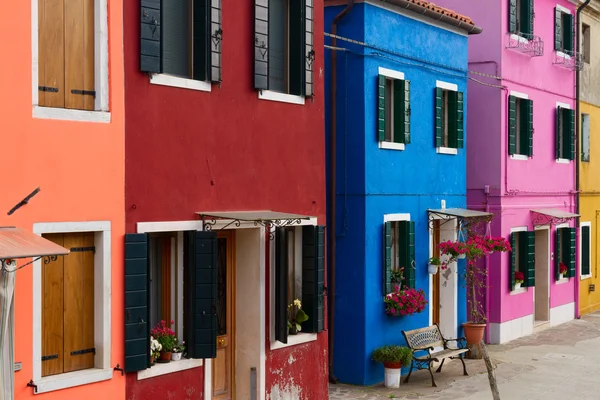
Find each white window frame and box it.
[258,90,306,105]
[435,80,459,155]
[377,67,406,151]
[269,218,318,350]
[150,74,212,92]
[510,226,529,295]
[508,91,530,160]
[555,222,570,284]
[31,0,110,122]
[556,101,573,163]
[555,5,573,59]
[32,221,112,393]
[580,222,592,280]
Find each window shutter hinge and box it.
[38,86,59,93]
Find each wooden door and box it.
[432,221,441,325]
[213,231,235,400]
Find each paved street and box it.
[329,311,600,399]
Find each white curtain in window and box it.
[0,262,15,400]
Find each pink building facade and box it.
[437,0,579,343]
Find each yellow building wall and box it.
[579,101,600,315]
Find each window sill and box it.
[34,368,112,394]
[510,34,530,44]
[137,358,204,381]
[556,277,570,285]
[258,90,305,105]
[581,274,592,281]
[510,287,528,295]
[149,74,212,92]
[556,51,572,60]
[510,154,529,161]
[270,333,318,350]
[32,106,111,123]
[436,147,458,155]
[556,158,572,164]
[379,141,405,151]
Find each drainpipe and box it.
[575,0,590,320]
[484,187,491,344]
[329,0,354,384]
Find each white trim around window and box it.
[510,91,529,100]
[383,213,411,223]
[511,154,529,161]
[556,101,571,109]
[258,90,305,105]
[31,0,111,122]
[510,226,528,295]
[510,34,530,44]
[32,221,112,393]
[556,4,571,14]
[436,80,458,92]
[379,142,405,151]
[150,74,212,92]
[378,67,405,81]
[580,222,592,280]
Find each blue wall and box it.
[326,3,471,386]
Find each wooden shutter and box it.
[521,232,535,287]
[521,0,533,38]
[556,107,563,159]
[191,0,209,82]
[565,228,576,278]
[456,91,464,148]
[378,75,387,142]
[210,0,222,83]
[519,99,533,157]
[140,0,161,73]
[254,0,269,90]
[510,233,517,291]
[555,228,562,280]
[38,0,65,108]
[508,96,517,155]
[124,233,150,373]
[289,0,305,96]
[564,108,575,160]
[383,222,392,294]
[582,226,591,276]
[399,221,415,289]
[435,88,443,147]
[554,7,563,50]
[302,225,325,333]
[275,228,289,344]
[393,80,408,144]
[42,234,65,377]
[508,0,517,33]
[564,14,574,53]
[305,0,314,97]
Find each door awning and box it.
[531,209,579,226]
[0,227,69,260]
[427,208,493,219]
[196,210,313,231]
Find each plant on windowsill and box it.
[428,257,441,275]
[151,320,177,363]
[559,262,568,280]
[287,299,309,335]
[384,285,427,317]
[171,339,185,361]
[514,271,524,290]
[371,345,413,388]
[390,266,405,284]
[150,336,161,366]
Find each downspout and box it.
[329,0,354,384]
[575,0,590,320]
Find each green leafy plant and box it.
[390,266,405,284]
[287,299,309,331]
[428,257,441,266]
[371,345,413,366]
[151,320,177,352]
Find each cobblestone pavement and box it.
[329,311,600,399]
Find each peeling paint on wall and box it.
[267,380,303,400]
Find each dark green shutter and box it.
[508,96,517,155]
[521,0,533,37]
[254,0,269,90]
[435,88,443,147]
[378,75,386,142]
[393,80,409,144]
[509,0,517,33]
[582,226,591,276]
[555,7,563,50]
[521,231,535,287]
[564,14,574,53]
[210,0,222,83]
[275,228,288,343]
[124,233,150,372]
[510,233,517,291]
[289,0,305,96]
[305,0,314,97]
[192,0,210,82]
[564,108,575,160]
[140,0,161,73]
[556,107,563,159]
[456,91,464,148]
[519,99,533,157]
[565,228,576,278]
[384,222,392,294]
[555,228,562,280]
[302,225,325,333]
[399,221,415,289]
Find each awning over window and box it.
[531,209,579,226]
[196,210,314,233]
[0,227,69,260]
[427,208,493,219]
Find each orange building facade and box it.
[0,0,125,399]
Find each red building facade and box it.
[123,1,327,399]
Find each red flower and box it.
[559,262,568,274]
[514,271,524,282]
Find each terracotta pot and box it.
[463,322,486,344]
[150,355,155,365]
[159,351,172,362]
[383,362,402,369]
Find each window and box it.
[273,226,325,345]
[254,0,314,97]
[509,230,534,291]
[508,0,534,38]
[555,226,576,280]
[377,70,411,146]
[434,87,464,150]
[581,224,592,278]
[384,220,415,292]
[582,24,591,64]
[508,96,533,157]
[141,0,222,83]
[582,113,591,162]
[556,106,575,160]
[554,7,574,54]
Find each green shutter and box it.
[521,0,533,37]
[140,0,161,73]
[384,222,392,294]
[192,0,210,82]
[302,225,325,333]
[555,228,562,280]
[435,88,443,147]
[124,234,150,372]
[554,7,563,50]
[210,0,222,83]
[564,108,575,160]
[509,0,517,33]
[254,0,269,90]
[289,0,305,96]
[564,14,574,53]
[519,99,533,157]
[394,80,410,144]
[510,233,517,291]
[378,75,387,142]
[305,0,314,97]
[556,107,563,159]
[398,221,415,289]
[448,90,458,148]
[565,228,576,278]
[521,231,536,287]
[275,228,288,343]
[508,96,517,155]
[456,91,464,149]
[526,99,534,156]
[582,226,591,276]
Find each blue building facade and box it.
[325,1,481,385]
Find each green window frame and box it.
[383,220,415,293]
[377,74,411,145]
[509,230,535,291]
[554,7,575,54]
[434,87,464,150]
[556,106,575,160]
[581,224,591,277]
[508,0,534,38]
[555,227,576,280]
[508,95,533,157]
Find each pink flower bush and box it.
[151,320,177,352]
[384,285,428,316]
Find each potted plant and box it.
[559,262,568,280]
[384,285,427,316]
[151,320,177,363]
[428,257,441,274]
[150,336,161,366]
[390,266,405,284]
[287,299,309,335]
[171,339,185,361]
[514,271,524,290]
[371,345,413,388]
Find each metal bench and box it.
[401,324,469,387]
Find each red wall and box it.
[126,367,204,400]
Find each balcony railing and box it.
[505,32,544,57]
[552,50,584,71]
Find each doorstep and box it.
[533,320,550,334]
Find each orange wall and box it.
[0,0,125,399]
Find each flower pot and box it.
[458,253,466,259]
[171,352,182,361]
[159,351,172,363]
[488,251,494,255]
[514,282,522,290]
[463,322,486,345]
[559,273,564,280]
[289,326,298,335]
[383,364,401,388]
[428,264,439,275]
[150,355,155,366]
